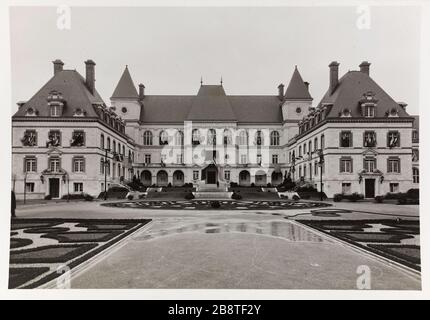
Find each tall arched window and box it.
[107,137,111,150]
[207,129,216,146]
[192,129,201,145]
[113,140,116,153]
[100,134,104,149]
[223,129,232,145]
[270,131,280,146]
[175,130,184,146]
[255,130,263,145]
[159,130,169,145]
[143,131,153,146]
[237,130,248,146]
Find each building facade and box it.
[12,60,135,200]
[12,59,419,199]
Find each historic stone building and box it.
[12,59,419,199]
[287,62,419,197]
[12,60,135,200]
[110,64,312,190]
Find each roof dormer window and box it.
[50,105,61,117]
[25,108,38,117]
[47,90,64,117]
[387,108,399,117]
[364,105,375,118]
[340,108,352,117]
[73,108,86,117]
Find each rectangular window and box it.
[387,158,401,173]
[413,168,419,184]
[389,183,399,193]
[47,130,61,147]
[22,130,37,147]
[340,158,353,173]
[303,165,307,178]
[49,157,60,172]
[321,135,325,149]
[412,130,419,143]
[272,154,278,164]
[100,158,105,174]
[342,183,351,194]
[256,154,262,164]
[364,158,376,173]
[74,182,83,193]
[193,170,199,180]
[412,149,419,162]
[240,154,247,164]
[73,157,85,173]
[387,131,400,148]
[364,105,375,117]
[144,154,151,164]
[71,131,85,147]
[176,154,183,164]
[314,161,318,175]
[224,170,231,181]
[299,146,302,157]
[24,157,37,173]
[25,182,35,193]
[50,105,61,117]
[363,131,377,148]
[340,131,352,148]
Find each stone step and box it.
[193,191,233,200]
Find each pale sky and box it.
[9,6,421,115]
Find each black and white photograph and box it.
[1,0,429,303]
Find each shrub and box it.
[167,182,172,188]
[375,196,384,203]
[267,183,272,188]
[407,188,419,200]
[251,183,255,187]
[210,201,221,208]
[230,182,238,188]
[333,194,343,202]
[292,195,300,201]
[138,194,146,199]
[44,194,52,200]
[347,192,364,202]
[296,185,318,192]
[231,192,242,200]
[127,195,134,200]
[184,192,195,200]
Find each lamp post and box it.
[62,173,69,202]
[103,148,111,200]
[23,172,28,205]
[316,149,325,201]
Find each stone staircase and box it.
[193,182,232,200]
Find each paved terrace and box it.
[14,200,420,290]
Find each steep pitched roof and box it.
[318,71,410,118]
[284,66,312,100]
[13,70,104,118]
[138,91,283,124]
[186,85,237,121]
[111,66,138,99]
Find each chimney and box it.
[53,59,64,75]
[85,59,96,94]
[277,83,284,100]
[359,61,371,76]
[139,83,145,100]
[329,61,339,94]
[304,81,310,91]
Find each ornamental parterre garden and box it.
[298,219,420,271]
[9,218,151,288]
[103,200,331,210]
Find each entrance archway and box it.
[156,170,168,186]
[173,170,184,186]
[140,170,152,186]
[239,170,250,186]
